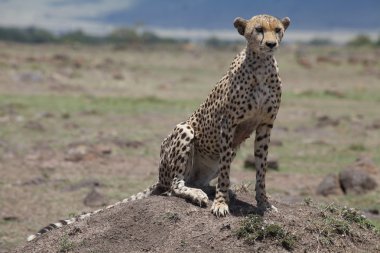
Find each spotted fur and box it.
[27,14,290,241]
[156,14,290,216]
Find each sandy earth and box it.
[13,192,380,253]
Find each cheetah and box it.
[27,14,290,241]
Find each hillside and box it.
[101,0,380,30]
[14,193,380,253]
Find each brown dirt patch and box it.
[13,193,380,253]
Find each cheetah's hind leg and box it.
[164,123,209,207]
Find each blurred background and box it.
[0,1,379,251]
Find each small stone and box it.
[353,155,379,175]
[24,121,45,131]
[83,188,108,207]
[65,145,89,162]
[316,115,340,128]
[113,72,124,80]
[2,216,19,222]
[367,208,379,215]
[316,174,343,196]
[61,113,71,119]
[324,89,345,98]
[95,145,112,155]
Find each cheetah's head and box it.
[234,14,290,55]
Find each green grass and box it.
[0,94,199,116]
[284,90,380,102]
[336,192,380,228]
[323,216,351,236]
[341,207,378,231]
[319,202,379,234]
[301,201,380,247]
[0,94,200,155]
[236,214,296,250]
[348,144,367,151]
[59,235,75,253]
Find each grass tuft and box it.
[59,235,75,253]
[316,204,380,244]
[163,212,181,223]
[236,214,296,250]
[325,217,351,235]
[341,207,376,230]
[348,144,366,151]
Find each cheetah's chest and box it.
[232,81,281,148]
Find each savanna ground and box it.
[0,42,380,252]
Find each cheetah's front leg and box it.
[211,117,236,217]
[254,123,277,213]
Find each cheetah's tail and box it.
[27,182,160,242]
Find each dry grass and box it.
[0,42,379,250]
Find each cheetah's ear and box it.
[281,17,290,30]
[234,17,247,36]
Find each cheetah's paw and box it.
[189,189,209,207]
[257,202,278,214]
[211,201,230,217]
[269,204,278,212]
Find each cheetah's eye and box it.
[275,28,282,33]
[255,27,263,33]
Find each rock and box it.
[94,144,112,155]
[244,154,279,170]
[323,89,345,98]
[112,139,144,149]
[38,112,55,118]
[61,112,71,119]
[366,119,380,130]
[20,177,47,186]
[316,115,340,128]
[339,168,377,194]
[353,155,379,175]
[2,216,19,222]
[316,174,343,196]
[64,145,90,162]
[63,122,80,129]
[320,156,379,196]
[63,179,104,192]
[65,144,112,162]
[52,53,70,62]
[113,72,124,80]
[23,120,45,131]
[13,71,44,83]
[83,188,108,207]
[367,208,379,215]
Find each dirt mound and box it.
[14,193,380,253]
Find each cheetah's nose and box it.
[265,42,277,49]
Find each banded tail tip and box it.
[27,234,37,242]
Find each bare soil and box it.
[13,192,380,253]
